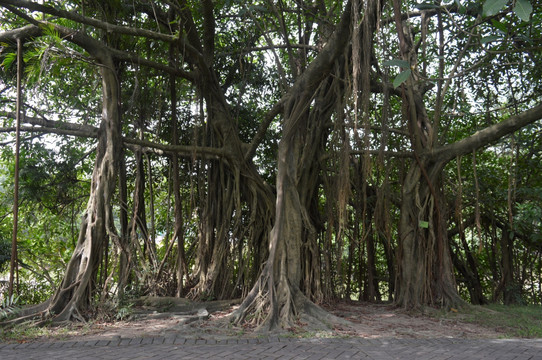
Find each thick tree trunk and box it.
[270,125,306,327]
[234,91,340,330]
[394,100,542,309]
[396,96,542,308]
[396,160,463,308]
[389,0,542,309]
[391,0,464,308]
[46,55,122,321]
[231,1,354,330]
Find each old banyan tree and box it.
[0,0,541,330]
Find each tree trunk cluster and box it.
[1,0,541,328]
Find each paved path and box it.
[1,336,542,359]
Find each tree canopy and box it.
[0,0,541,330]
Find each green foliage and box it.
[16,281,54,305]
[481,0,535,21]
[436,304,542,338]
[0,294,20,320]
[0,237,10,273]
[115,302,134,321]
[483,0,508,17]
[382,59,410,68]
[393,69,412,89]
[514,0,533,21]
[515,201,542,244]
[0,49,16,70]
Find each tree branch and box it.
[0,112,230,160]
[0,24,41,42]
[245,98,285,161]
[123,137,228,160]
[431,103,542,162]
[0,126,95,144]
[202,0,215,65]
[0,0,176,43]
[0,21,195,81]
[0,112,99,135]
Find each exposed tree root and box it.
[230,263,350,333]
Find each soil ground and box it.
[17,298,505,342]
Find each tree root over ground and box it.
[0,300,507,343]
[228,265,351,334]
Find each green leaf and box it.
[514,0,532,21]
[490,19,508,33]
[481,35,502,44]
[455,0,472,13]
[483,0,508,16]
[393,69,411,89]
[419,220,429,228]
[383,59,410,68]
[1,51,16,69]
[415,3,440,10]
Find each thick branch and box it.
[288,0,352,97]
[0,126,95,140]
[0,112,229,159]
[0,112,99,136]
[0,24,40,41]
[245,98,285,161]
[202,0,215,65]
[123,137,228,160]
[431,103,542,162]
[0,0,176,43]
[178,0,204,55]
[0,22,195,81]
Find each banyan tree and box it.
[0,0,541,330]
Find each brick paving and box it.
[1,336,542,359]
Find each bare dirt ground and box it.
[321,301,502,339]
[33,297,504,342]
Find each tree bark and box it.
[47,53,122,320]
[231,1,354,330]
[0,21,126,321]
[396,157,464,308]
[390,0,542,308]
[395,99,542,309]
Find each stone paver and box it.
[1,337,542,359]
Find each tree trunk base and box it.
[229,265,349,332]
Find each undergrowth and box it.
[431,304,542,338]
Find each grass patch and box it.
[432,304,542,338]
[0,321,93,343]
